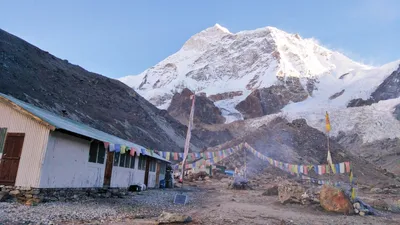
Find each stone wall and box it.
[0,185,130,205]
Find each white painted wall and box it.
[0,101,50,187]
[39,131,105,188]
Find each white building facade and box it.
[0,93,168,189]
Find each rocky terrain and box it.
[167,88,225,125]
[348,65,400,107]
[0,28,206,152]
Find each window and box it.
[124,155,130,168]
[149,160,156,172]
[113,152,136,169]
[0,128,7,154]
[119,153,126,167]
[160,163,166,174]
[88,141,105,164]
[114,152,120,166]
[138,155,146,170]
[130,154,136,169]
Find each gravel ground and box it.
[0,187,206,225]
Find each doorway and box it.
[103,151,114,187]
[0,133,25,185]
[144,157,151,187]
[155,161,161,188]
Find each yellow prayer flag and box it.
[351,187,356,200]
[120,145,126,154]
[349,170,353,183]
[325,111,331,133]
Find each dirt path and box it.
[184,182,400,225]
[3,180,399,225]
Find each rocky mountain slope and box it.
[0,28,206,152]
[167,88,225,125]
[119,24,400,122]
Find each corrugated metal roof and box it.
[0,93,170,163]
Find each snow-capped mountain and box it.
[119,24,400,122]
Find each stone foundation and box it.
[0,185,130,205]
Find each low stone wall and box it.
[0,185,130,205]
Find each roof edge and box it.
[0,95,56,131]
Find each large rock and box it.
[278,182,308,204]
[158,212,192,224]
[167,88,226,125]
[319,185,354,214]
[236,77,309,119]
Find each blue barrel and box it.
[160,179,166,188]
[225,170,234,176]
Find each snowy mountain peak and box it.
[119,25,398,121]
[182,24,232,51]
[213,23,231,34]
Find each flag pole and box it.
[325,111,333,184]
[180,93,196,188]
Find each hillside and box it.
[0,28,205,152]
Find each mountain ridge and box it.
[119,24,397,122]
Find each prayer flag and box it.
[120,145,126,154]
[115,144,121,153]
[345,162,351,173]
[339,162,345,173]
[325,111,331,133]
[109,143,115,152]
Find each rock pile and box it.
[0,185,131,205]
[278,181,311,205]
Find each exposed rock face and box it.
[371,65,400,101]
[167,88,226,125]
[236,78,309,119]
[208,91,243,102]
[0,29,205,152]
[348,65,400,107]
[319,185,354,214]
[329,89,345,100]
[192,128,233,147]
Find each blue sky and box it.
[1,0,399,78]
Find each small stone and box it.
[370,188,383,193]
[9,190,20,196]
[25,194,33,198]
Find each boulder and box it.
[158,212,192,224]
[0,191,9,202]
[278,182,308,204]
[262,185,279,196]
[319,185,354,214]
